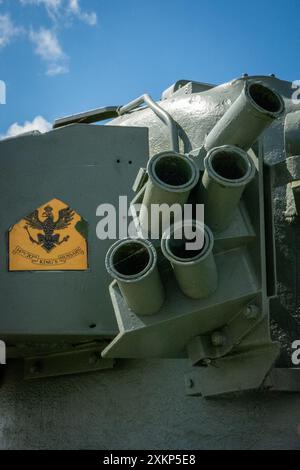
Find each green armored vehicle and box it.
[1,74,300,449]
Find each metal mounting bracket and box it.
[24,342,114,379]
[271,155,300,188]
[185,342,280,397]
[187,302,263,366]
[264,368,300,392]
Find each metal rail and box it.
[118,94,179,152]
[53,106,119,129]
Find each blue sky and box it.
[0,0,299,137]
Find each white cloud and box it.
[0,1,98,75]
[46,63,68,76]
[68,0,97,26]
[29,28,69,75]
[2,115,52,139]
[30,28,62,60]
[19,0,97,25]
[0,14,21,49]
[20,0,61,7]
[20,0,62,21]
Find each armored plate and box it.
[0,123,148,344]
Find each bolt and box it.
[202,358,212,366]
[211,331,225,347]
[88,353,99,365]
[29,362,41,375]
[245,304,260,320]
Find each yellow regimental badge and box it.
[9,198,88,271]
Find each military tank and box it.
[1,74,300,449]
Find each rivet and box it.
[245,304,260,320]
[88,353,99,365]
[29,362,41,374]
[211,331,225,347]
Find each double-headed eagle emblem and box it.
[23,205,75,253]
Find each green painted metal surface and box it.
[0,124,149,346]
[0,78,287,393]
[1,75,300,448]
